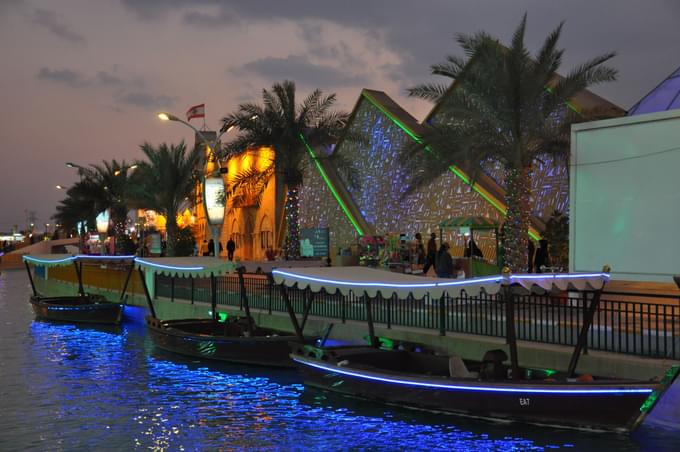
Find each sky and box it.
[1,0,679,232]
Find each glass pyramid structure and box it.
[628,65,680,115]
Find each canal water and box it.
[0,270,677,451]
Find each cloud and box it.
[183,7,239,27]
[117,92,177,110]
[32,9,85,44]
[236,54,369,87]
[36,67,89,88]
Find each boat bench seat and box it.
[449,356,478,379]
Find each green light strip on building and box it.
[362,91,540,241]
[300,134,364,236]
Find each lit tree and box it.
[221,80,350,258]
[130,142,201,257]
[401,14,617,270]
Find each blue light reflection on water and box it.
[0,270,671,451]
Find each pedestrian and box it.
[422,232,437,275]
[534,239,550,273]
[227,237,236,261]
[464,235,484,259]
[435,242,454,278]
[207,239,215,257]
[527,239,535,273]
[219,241,224,257]
[201,239,210,256]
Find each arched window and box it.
[259,215,272,250]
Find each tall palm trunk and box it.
[283,185,301,259]
[165,214,178,257]
[502,166,532,271]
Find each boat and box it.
[23,254,136,325]
[272,266,680,432]
[136,258,319,367]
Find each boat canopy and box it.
[134,257,238,278]
[272,266,609,299]
[23,254,136,267]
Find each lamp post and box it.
[96,210,110,255]
[157,112,234,258]
[114,164,138,177]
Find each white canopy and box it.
[23,254,136,268]
[272,266,609,300]
[134,257,237,278]
[235,259,327,274]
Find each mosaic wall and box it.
[299,159,359,255]
[481,157,569,221]
[331,99,504,258]
[429,107,569,221]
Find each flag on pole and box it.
[186,103,205,121]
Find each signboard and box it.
[150,233,162,255]
[300,227,329,257]
[205,177,225,225]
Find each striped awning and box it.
[438,216,499,230]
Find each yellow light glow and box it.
[158,113,170,121]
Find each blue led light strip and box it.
[272,269,502,290]
[134,258,204,271]
[23,256,76,265]
[510,273,609,280]
[294,358,653,395]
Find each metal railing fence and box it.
[156,273,680,360]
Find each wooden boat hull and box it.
[30,295,124,325]
[146,317,300,368]
[290,346,658,432]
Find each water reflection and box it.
[0,270,663,450]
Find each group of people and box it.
[419,232,485,278]
[196,238,237,260]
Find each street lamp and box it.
[114,164,138,176]
[157,111,237,258]
[56,184,68,190]
[96,210,110,255]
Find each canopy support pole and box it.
[280,284,304,341]
[25,262,37,297]
[138,268,157,319]
[503,285,520,380]
[237,267,253,334]
[567,289,604,378]
[300,289,314,332]
[74,261,85,296]
[210,273,217,322]
[364,294,378,348]
[119,261,134,302]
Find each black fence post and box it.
[439,294,446,336]
[267,273,274,315]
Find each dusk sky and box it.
[1,0,679,232]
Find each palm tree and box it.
[221,80,349,258]
[400,14,617,271]
[53,179,99,236]
[130,142,201,257]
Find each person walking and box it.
[435,242,454,278]
[207,239,215,257]
[422,233,437,275]
[201,240,209,256]
[227,238,236,261]
[534,239,550,273]
[527,239,535,273]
